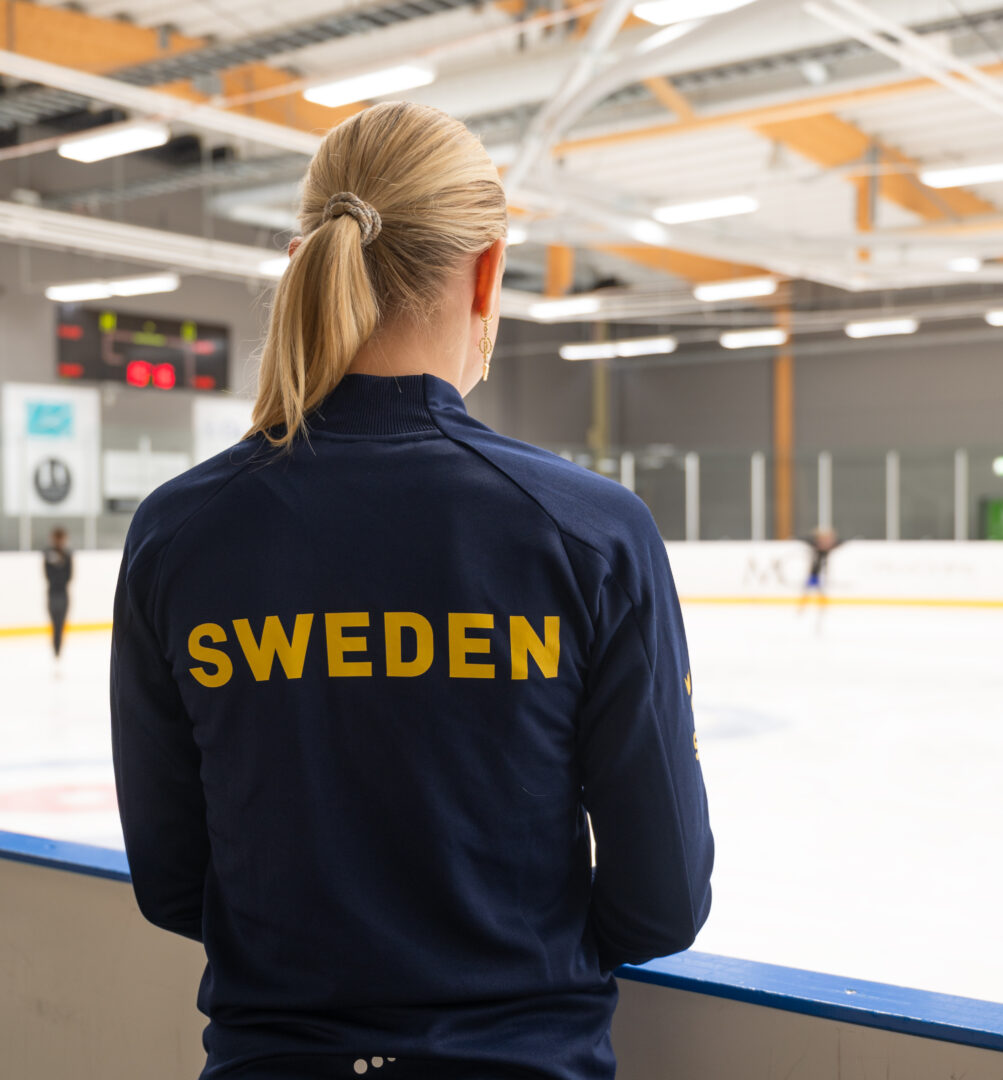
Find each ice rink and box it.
[1,600,1000,1004]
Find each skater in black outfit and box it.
[44,526,73,658]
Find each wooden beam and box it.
[773,307,794,541]
[599,244,766,282]
[545,244,575,296]
[643,77,695,120]
[756,113,998,222]
[555,62,1003,155]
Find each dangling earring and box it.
[479,313,494,382]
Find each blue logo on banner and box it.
[26,401,74,438]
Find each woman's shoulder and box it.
[447,422,662,562]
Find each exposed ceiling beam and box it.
[643,77,695,120]
[756,112,999,221]
[554,60,1003,155]
[598,245,766,282]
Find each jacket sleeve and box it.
[110,544,208,942]
[578,528,713,972]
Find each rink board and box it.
[1,540,1002,633]
[2,832,1002,1080]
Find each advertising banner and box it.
[1,383,101,517]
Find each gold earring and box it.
[479,313,494,382]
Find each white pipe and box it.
[505,0,640,193]
[954,448,969,541]
[751,451,766,541]
[885,450,900,541]
[817,451,833,531]
[685,452,700,542]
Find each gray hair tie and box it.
[322,192,382,247]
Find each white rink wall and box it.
[1,541,1002,631]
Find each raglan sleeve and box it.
[110,534,209,942]
[578,510,714,972]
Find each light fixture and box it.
[720,327,788,349]
[993,456,1003,477]
[560,343,620,361]
[506,225,528,246]
[45,272,180,302]
[694,276,778,302]
[303,64,436,109]
[58,121,170,163]
[985,310,1003,326]
[258,256,291,279]
[844,318,919,339]
[528,296,602,320]
[559,336,677,360]
[946,256,982,273]
[614,335,677,357]
[107,272,180,296]
[45,282,114,303]
[653,194,759,225]
[633,0,757,27]
[920,162,1003,189]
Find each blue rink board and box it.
[3,829,1002,1053]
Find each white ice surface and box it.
[0,603,1000,1002]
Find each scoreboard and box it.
[56,307,229,392]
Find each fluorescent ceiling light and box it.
[560,343,620,361]
[507,225,528,246]
[303,64,436,109]
[633,0,757,27]
[614,335,677,357]
[529,296,602,320]
[45,281,113,302]
[258,256,290,278]
[58,121,170,163]
[45,271,181,302]
[559,336,677,361]
[920,162,1003,188]
[694,276,777,302]
[984,310,1003,326]
[844,318,919,339]
[108,272,180,296]
[654,194,758,225]
[720,327,788,349]
[993,456,1003,477]
[946,256,981,273]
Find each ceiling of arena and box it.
[4,0,1003,334]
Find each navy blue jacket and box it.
[111,373,713,1080]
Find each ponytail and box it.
[248,102,507,449]
[251,213,379,449]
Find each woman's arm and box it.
[578,526,714,972]
[110,548,209,942]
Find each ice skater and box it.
[799,526,842,622]
[43,526,73,661]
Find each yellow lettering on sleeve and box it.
[325,612,373,677]
[188,622,233,688]
[509,615,560,679]
[448,613,495,679]
[384,612,434,677]
[232,614,314,681]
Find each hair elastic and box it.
[322,192,382,247]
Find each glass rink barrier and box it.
[1,831,1002,1079]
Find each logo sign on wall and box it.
[192,396,253,465]
[1,383,101,517]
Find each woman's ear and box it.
[473,238,506,316]
[288,236,304,258]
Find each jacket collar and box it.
[308,373,467,436]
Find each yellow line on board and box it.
[680,596,1003,609]
[0,622,113,639]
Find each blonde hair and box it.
[249,102,507,448]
